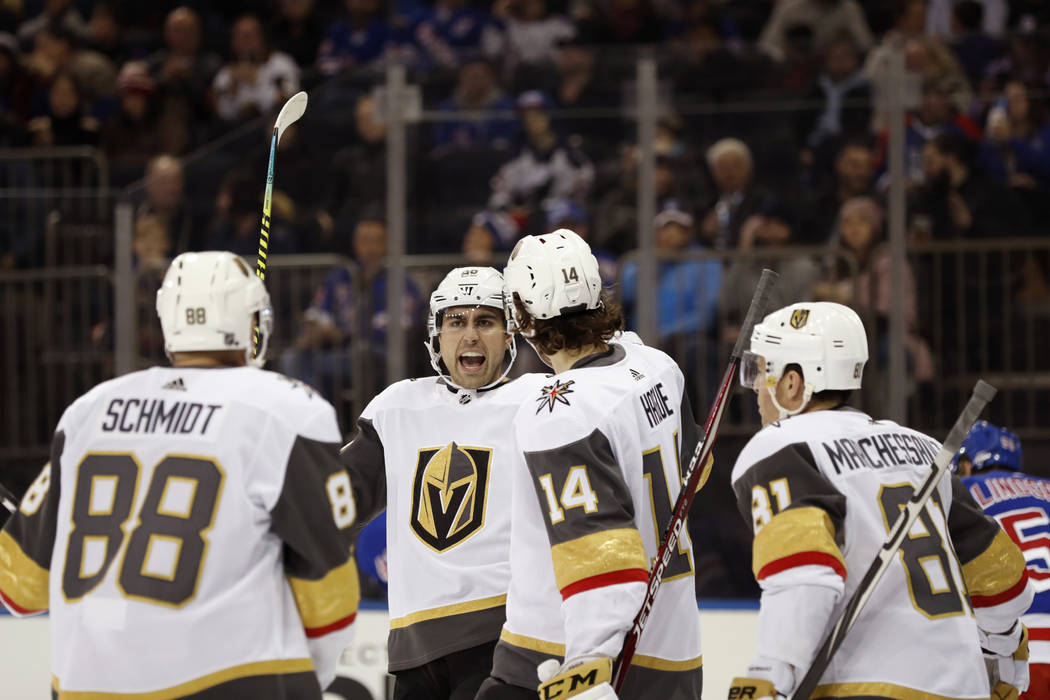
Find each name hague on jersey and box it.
[822,432,940,475]
[101,397,224,436]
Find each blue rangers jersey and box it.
[963,469,1050,662]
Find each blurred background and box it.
[0,0,1049,602]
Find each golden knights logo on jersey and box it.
[410,442,492,552]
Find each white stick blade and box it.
[275,91,308,142]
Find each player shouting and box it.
[340,267,539,699]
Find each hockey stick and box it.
[0,481,17,513]
[612,268,779,690]
[251,90,308,360]
[791,379,998,700]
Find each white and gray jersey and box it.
[731,408,1030,698]
[340,375,542,672]
[492,336,704,699]
[0,366,358,698]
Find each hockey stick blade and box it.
[612,269,779,690]
[275,91,308,144]
[792,379,997,699]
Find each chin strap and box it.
[767,382,813,422]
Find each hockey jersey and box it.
[340,374,541,672]
[0,366,359,698]
[491,336,704,699]
[732,408,1031,698]
[963,469,1050,663]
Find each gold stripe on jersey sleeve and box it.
[389,594,507,629]
[499,629,566,656]
[752,506,845,578]
[812,681,973,700]
[53,658,315,699]
[287,556,360,630]
[0,530,49,612]
[551,528,648,591]
[632,653,703,671]
[961,529,1026,598]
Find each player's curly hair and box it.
[513,290,625,357]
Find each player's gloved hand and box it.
[728,677,778,700]
[981,622,1029,699]
[536,655,617,700]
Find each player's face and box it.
[438,305,510,389]
[751,356,781,427]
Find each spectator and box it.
[432,58,517,153]
[17,0,86,50]
[131,213,172,270]
[24,23,115,114]
[327,93,388,254]
[586,0,663,45]
[84,2,128,66]
[758,0,873,62]
[147,7,221,138]
[263,119,337,254]
[978,80,1050,190]
[927,0,1006,39]
[802,138,876,244]
[213,15,300,122]
[27,71,98,146]
[910,132,1027,239]
[700,137,773,250]
[280,217,424,402]
[488,90,594,221]
[796,34,872,169]
[503,0,575,71]
[595,150,697,255]
[270,0,326,69]
[948,0,1005,85]
[461,216,498,265]
[544,198,617,283]
[0,33,31,124]
[137,154,203,253]
[876,75,981,188]
[102,62,184,183]
[317,0,392,76]
[720,200,819,344]
[403,0,503,70]
[813,195,934,381]
[619,207,722,392]
[205,168,297,257]
[546,40,620,155]
[984,28,1050,90]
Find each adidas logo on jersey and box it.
[162,377,187,392]
[630,368,645,381]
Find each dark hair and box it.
[931,132,973,167]
[514,290,624,357]
[783,363,852,408]
[953,1,983,31]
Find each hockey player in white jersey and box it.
[477,229,705,700]
[340,267,540,699]
[0,251,359,698]
[728,301,1033,700]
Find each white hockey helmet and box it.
[156,251,273,367]
[427,266,517,390]
[742,302,868,419]
[503,228,602,333]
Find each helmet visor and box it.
[739,350,765,390]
